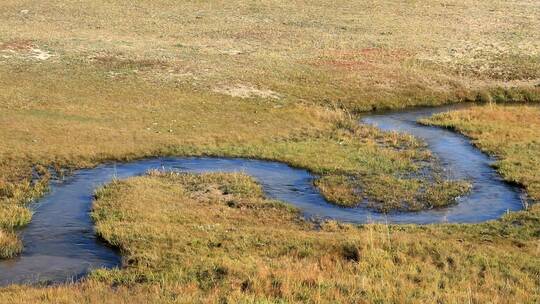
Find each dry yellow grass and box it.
[0,229,22,259]
[1,0,539,111]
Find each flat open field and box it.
[0,1,539,303]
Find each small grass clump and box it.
[361,175,471,212]
[315,175,360,207]
[317,174,471,211]
[0,205,32,230]
[422,180,472,208]
[0,229,22,259]
[2,172,539,303]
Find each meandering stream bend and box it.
[0,105,523,285]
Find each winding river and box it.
[0,105,524,285]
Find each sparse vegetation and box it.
[2,172,539,303]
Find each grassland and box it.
[0,0,539,300]
[1,171,538,303]
[2,0,539,110]
[422,104,540,203]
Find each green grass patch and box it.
[315,175,360,207]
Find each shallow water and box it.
[0,105,524,285]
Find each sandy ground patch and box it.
[29,48,52,60]
[213,84,281,99]
[0,40,53,61]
